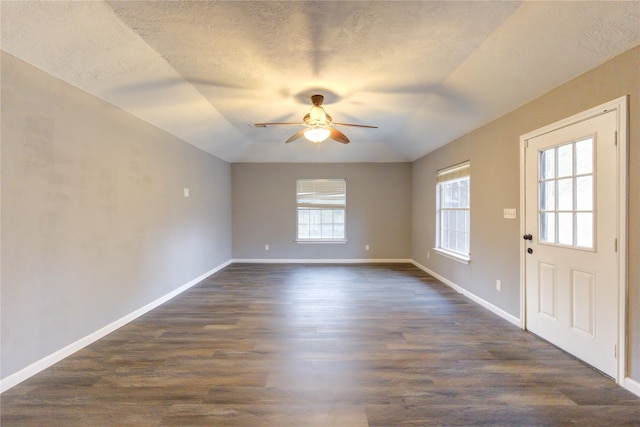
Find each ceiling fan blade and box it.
[285,129,307,143]
[332,122,378,129]
[254,122,301,127]
[329,127,350,144]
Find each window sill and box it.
[296,239,348,244]
[433,248,471,264]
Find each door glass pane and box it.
[575,138,593,175]
[576,213,593,248]
[557,144,573,177]
[537,138,594,249]
[540,212,555,243]
[576,176,593,210]
[539,181,555,210]
[557,178,573,211]
[558,212,573,245]
[540,148,555,179]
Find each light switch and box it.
[184,188,190,197]
[503,208,516,219]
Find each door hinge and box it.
[524,140,529,149]
[615,238,618,252]
[614,131,618,146]
[614,345,617,358]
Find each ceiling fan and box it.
[254,94,378,144]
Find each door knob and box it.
[523,234,533,241]
[527,248,533,254]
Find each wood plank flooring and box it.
[2,263,639,426]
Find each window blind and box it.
[296,179,346,209]
[437,161,470,183]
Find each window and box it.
[435,161,470,263]
[296,179,346,242]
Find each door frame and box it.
[519,96,628,385]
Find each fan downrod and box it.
[310,94,324,106]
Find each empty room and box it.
[1,1,640,425]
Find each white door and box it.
[524,110,618,378]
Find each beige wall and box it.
[1,53,232,379]
[412,45,640,380]
[232,163,411,260]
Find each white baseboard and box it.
[0,260,231,393]
[411,260,522,328]
[232,258,413,264]
[624,376,640,398]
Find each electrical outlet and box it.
[365,244,370,251]
[265,244,269,251]
[184,188,190,197]
[427,251,430,259]
[496,280,502,291]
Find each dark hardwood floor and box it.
[2,263,639,426]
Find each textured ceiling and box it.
[2,1,640,162]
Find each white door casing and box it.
[520,97,628,383]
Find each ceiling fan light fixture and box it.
[304,127,331,143]
[254,93,376,144]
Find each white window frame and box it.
[434,161,471,264]
[296,179,347,243]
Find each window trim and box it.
[295,239,348,244]
[296,178,346,243]
[433,247,471,264]
[435,161,471,262]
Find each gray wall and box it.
[1,53,232,379]
[3,43,638,385]
[232,163,411,260]
[411,45,640,381]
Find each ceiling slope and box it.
[2,1,639,162]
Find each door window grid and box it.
[538,138,594,248]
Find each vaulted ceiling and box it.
[2,1,639,162]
